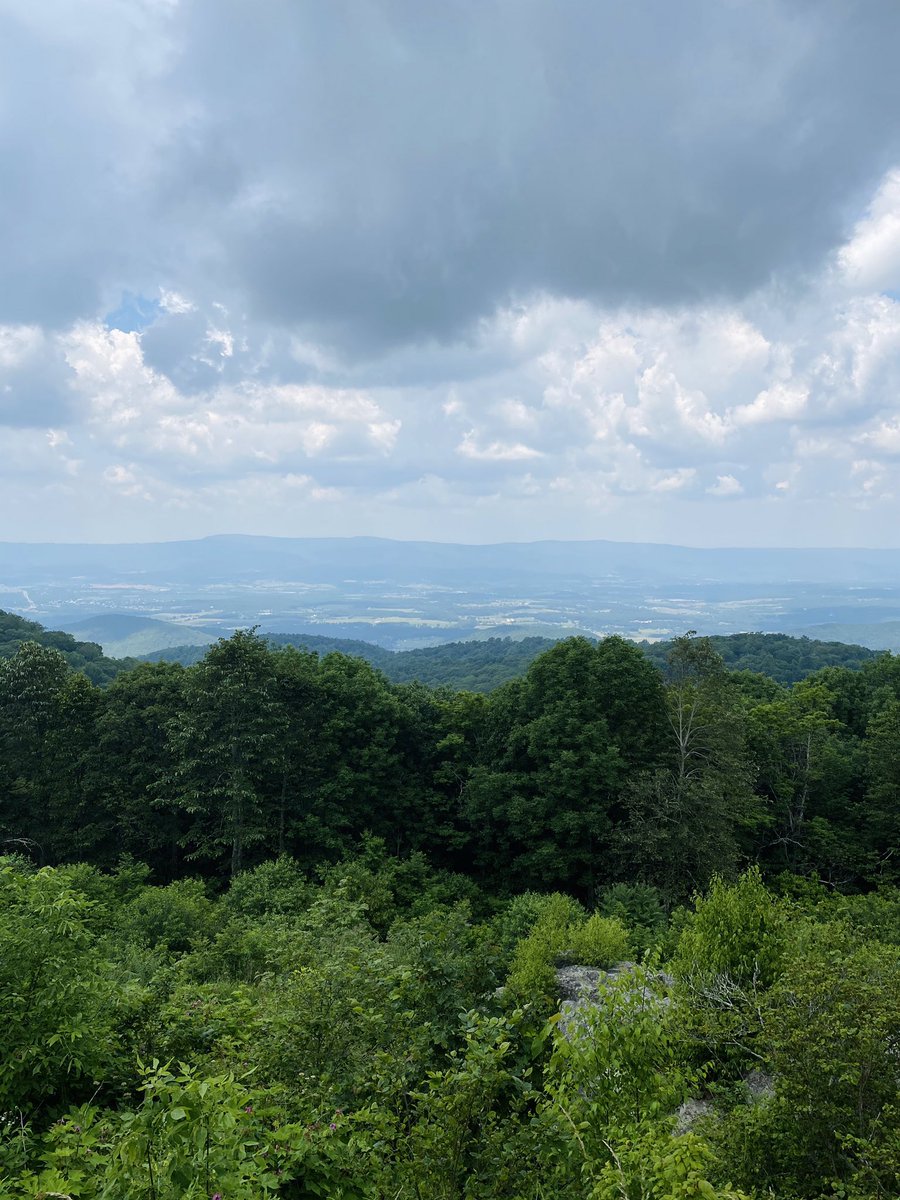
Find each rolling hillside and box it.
[57,614,216,659]
[142,630,881,690]
[0,611,133,684]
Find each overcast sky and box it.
[3,1,900,545]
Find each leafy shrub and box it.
[0,864,122,1119]
[319,839,492,935]
[545,966,696,1165]
[318,856,398,932]
[13,1062,358,1200]
[387,903,501,1047]
[252,947,398,1112]
[388,853,491,921]
[54,857,152,916]
[590,1128,750,1200]
[52,861,116,912]
[173,917,282,985]
[506,928,559,999]
[495,891,585,954]
[598,882,666,953]
[668,870,788,1080]
[222,855,312,919]
[148,983,257,1069]
[672,868,786,988]
[117,878,220,954]
[357,1010,548,1200]
[814,886,900,947]
[712,920,900,1198]
[566,913,631,968]
[506,893,587,997]
[507,898,630,998]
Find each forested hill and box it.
[640,631,879,684]
[142,633,558,691]
[0,606,881,689]
[142,629,878,689]
[0,610,134,684]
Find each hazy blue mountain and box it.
[59,614,217,659]
[5,533,900,584]
[0,610,132,684]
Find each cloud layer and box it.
[2,0,900,544]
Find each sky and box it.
[3,1,900,546]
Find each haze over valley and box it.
[4,534,900,655]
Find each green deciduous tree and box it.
[92,661,187,877]
[467,638,664,894]
[748,678,862,883]
[0,642,73,858]
[862,697,900,884]
[614,636,758,899]
[0,863,121,1121]
[166,631,284,876]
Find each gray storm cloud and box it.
[2,1,900,344]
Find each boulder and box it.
[556,961,670,1036]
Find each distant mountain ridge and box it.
[60,614,216,659]
[5,533,900,584]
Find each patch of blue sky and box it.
[104,291,161,334]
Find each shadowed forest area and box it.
[1,621,896,891]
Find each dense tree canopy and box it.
[641,631,880,684]
[1,624,897,895]
[144,627,880,690]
